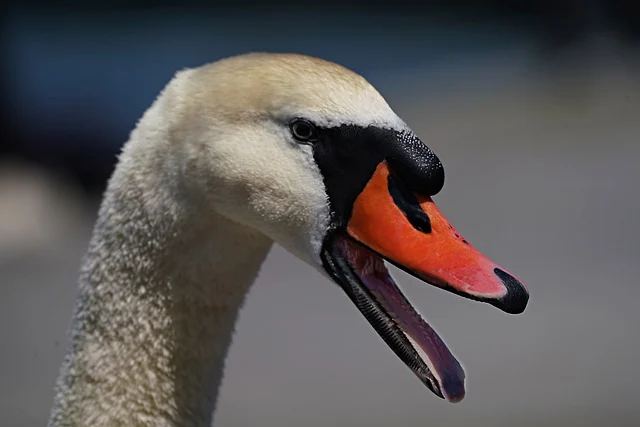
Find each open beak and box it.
[321,161,528,402]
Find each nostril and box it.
[493,268,529,314]
[387,173,432,234]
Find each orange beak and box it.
[346,161,528,314]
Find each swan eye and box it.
[290,119,318,143]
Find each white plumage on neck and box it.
[49,80,273,426]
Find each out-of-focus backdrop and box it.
[2,1,639,426]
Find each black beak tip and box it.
[492,268,529,315]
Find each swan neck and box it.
[49,175,272,426]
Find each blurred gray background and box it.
[1,1,639,426]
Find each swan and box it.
[48,53,529,426]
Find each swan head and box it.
[159,53,529,402]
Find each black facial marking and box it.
[387,173,431,234]
[312,125,444,228]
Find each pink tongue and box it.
[338,237,466,402]
[360,265,466,402]
[363,271,466,402]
